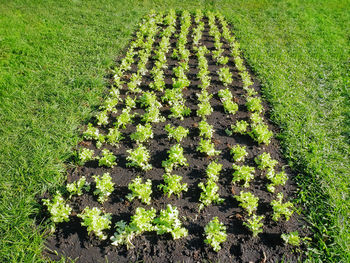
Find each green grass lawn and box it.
[0,0,348,262]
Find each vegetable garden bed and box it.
[42,10,308,262]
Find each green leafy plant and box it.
[126,176,152,205]
[93,173,115,203]
[101,97,119,113]
[79,148,95,165]
[111,207,156,249]
[198,120,214,139]
[246,97,263,113]
[138,91,161,108]
[248,123,273,145]
[77,207,112,240]
[219,94,238,115]
[197,101,213,119]
[255,152,278,170]
[230,145,248,162]
[231,120,249,134]
[162,144,188,173]
[130,123,153,143]
[217,67,232,86]
[125,95,137,109]
[127,73,142,93]
[197,138,221,156]
[162,88,183,105]
[164,124,189,142]
[106,127,124,146]
[271,193,294,221]
[198,179,224,211]
[158,173,188,198]
[43,191,71,223]
[232,164,255,188]
[96,110,109,126]
[204,217,227,252]
[83,123,105,144]
[66,176,90,197]
[206,161,222,182]
[126,145,152,171]
[116,108,135,129]
[243,214,264,237]
[98,149,117,168]
[142,106,165,123]
[234,191,259,216]
[250,112,263,125]
[266,169,288,193]
[281,231,302,246]
[169,101,191,120]
[154,204,188,239]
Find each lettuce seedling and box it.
[198,179,224,211]
[281,231,302,246]
[78,207,112,240]
[101,97,119,114]
[217,67,232,86]
[83,123,105,144]
[250,112,264,125]
[248,123,273,145]
[197,101,213,119]
[231,120,249,134]
[127,73,142,93]
[126,145,152,171]
[130,123,153,143]
[266,169,288,193]
[234,191,259,216]
[158,173,188,198]
[230,145,248,162]
[218,88,238,114]
[93,173,115,203]
[116,108,135,129]
[66,176,90,197]
[204,217,227,252]
[154,204,188,239]
[98,149,117,168]
[127,177,152,205]
[138,91,161,108]
[197,138,221,156]
[162,144,188,173]
[106,127,124,146]
[243,214,264,237]
[206,161,222,182]
[169,101,191,120]
[125,95,137,109]
[43,191,72,223]
[164,124,189,142]
[246,97,263,113]
[149,69,165,91]
[142,106,166,123]
[271,193,294,222]
[79,148,96,165]
[255,152,278,170]
[162,88,183,106]
[198,120,214,139]
[96,110,109,126]
[111,207,156,249]
[232,164,255,188]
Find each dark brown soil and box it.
[42,14,308,263]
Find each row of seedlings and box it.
[42,11,167,242]
[192,10,228,252]
[112,10,189,248]
[216,12,302,245]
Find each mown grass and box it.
[0,0,348,262]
